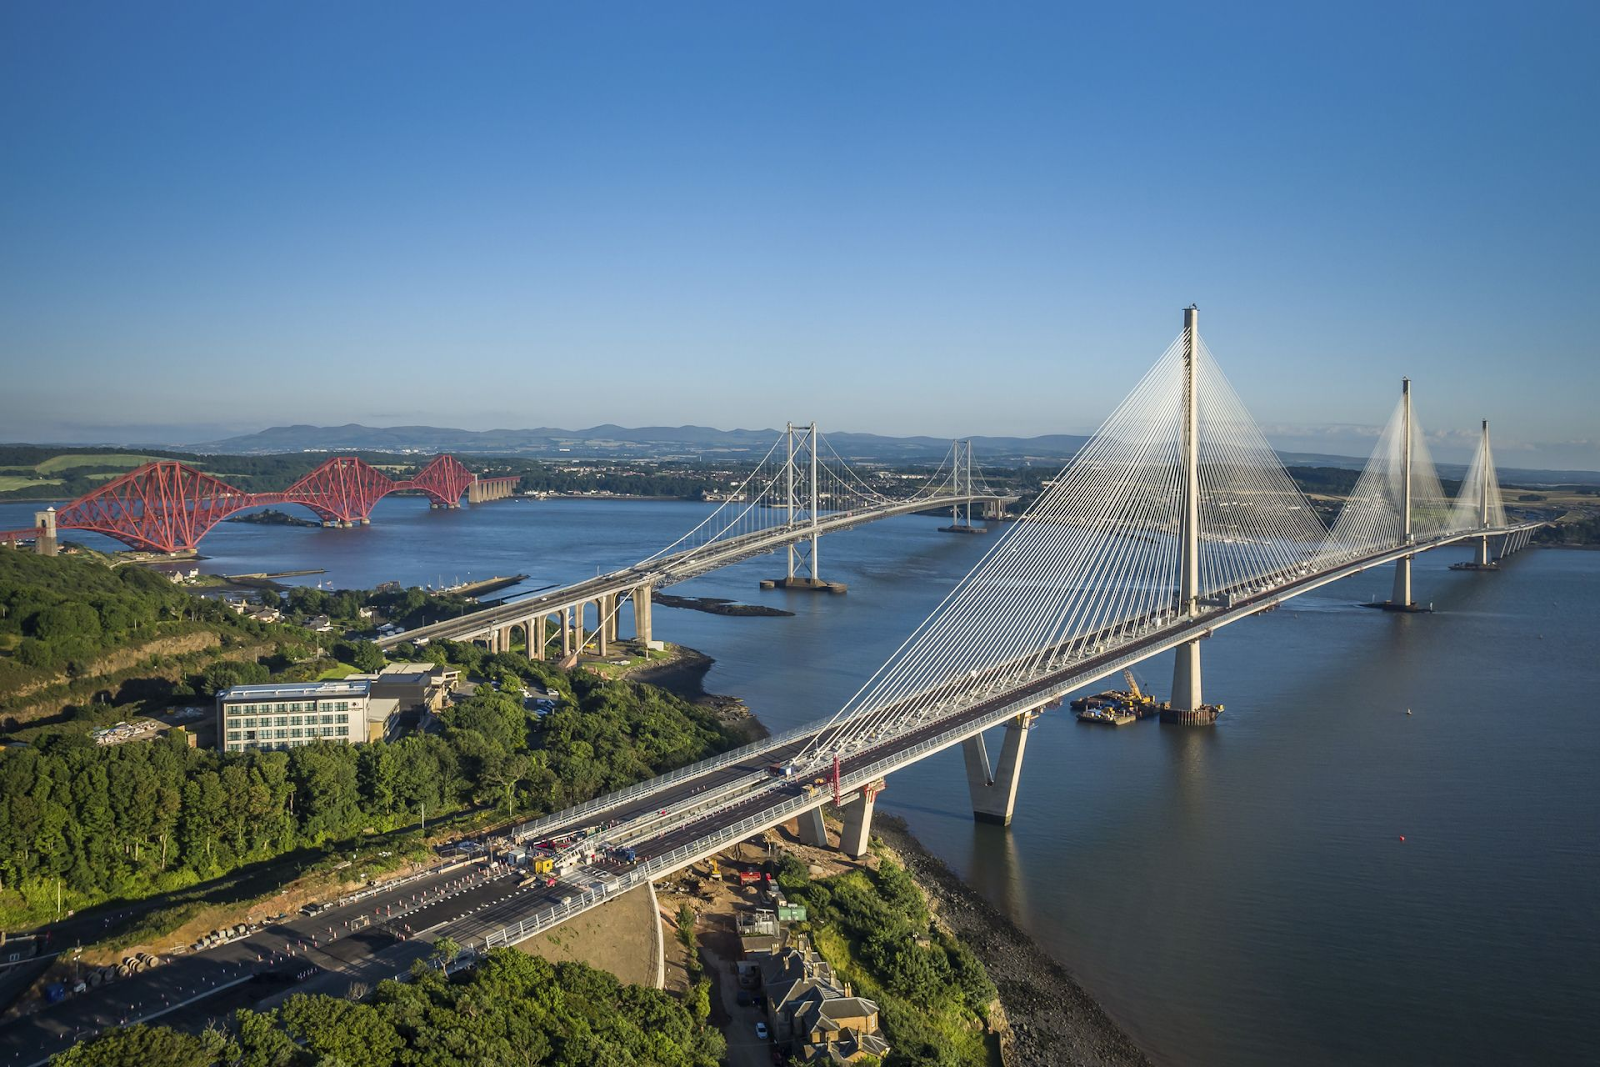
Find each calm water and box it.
[5,497,1597,1065]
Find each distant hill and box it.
[194,422,1096,464]
[154,423,1600,484]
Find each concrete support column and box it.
[561,608,573,656]
[531,617,546,661]
[1172,640,1203,714]
[839,783,881,858]
[796,806,829,848]
[1391,555,1412,606]
[573,605,585,656]
[596,598,610,656]
[1476,536,1491,567]
[962,713,1035,826]
[634,584,653,644]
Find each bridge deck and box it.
[471,521,1541,949]
[377,491,1014,648]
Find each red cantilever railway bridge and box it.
[6,455,489,553]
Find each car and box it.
[754,1021,769,1040]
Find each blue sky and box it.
[2,1,1596,467]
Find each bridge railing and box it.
[480,705,1041,952]
[502,719,823,846]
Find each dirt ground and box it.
[516,882,660,988]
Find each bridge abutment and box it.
[962,712,1036,826]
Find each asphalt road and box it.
[0,860,593,1067]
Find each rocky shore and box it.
[873,814,1152,1067]
[628,648,1148,1065]
[627,644,769,742]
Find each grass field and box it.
[34,453,161,474]
[0,475,62,492]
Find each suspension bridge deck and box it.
[458,519,1541,951]
[375,491,1013,649]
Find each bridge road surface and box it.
[0,861,595,1067]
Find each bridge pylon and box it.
[766,421,846,593]
[1168,305,1220,725]
[939,439,987,535]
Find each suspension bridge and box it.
[374,424,1014,655]
[393,305,1539,956]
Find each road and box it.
[0,858,592,1067]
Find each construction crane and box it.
[1122,669,1153,707]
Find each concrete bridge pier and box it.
[561,607,574,657]
[839,781,883,858]
[1391,554,1414,606]
[33,509,58,557]
[633,584,653,644]
[962,712,1036,826]
[595,598,610,656]
[1476,536,1492,567]
[796,805,829,848]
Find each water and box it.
[5,496,1597,1065]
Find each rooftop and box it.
[218,680,370,701]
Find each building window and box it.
[336,714,349,724]
[289,715,302,726]
[274,716,288,727]
[289,728,303,739]
[274,728,287,739]
[321,714,334,725]
[226,731,241,742]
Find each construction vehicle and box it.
[1122,670,1156,708]
[707,858,720,881]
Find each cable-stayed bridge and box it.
[406,306,1541,956]
[375,425,1014,655]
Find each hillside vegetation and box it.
[51,950,724,1067]
[778,851,997,1067]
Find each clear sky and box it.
[2,1,1596,467]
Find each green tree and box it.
[430,935,461,970]
[48,1023,231,1067]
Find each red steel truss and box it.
[51,455,477,553]
[407,454,476,508]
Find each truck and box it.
[737,869,763,885]
[767,762,799,778]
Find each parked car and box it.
[754,1021,769,1040]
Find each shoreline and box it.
[872,814,1152,1067]
[626,644,770,742]
[624,649,1149,1066]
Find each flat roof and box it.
[218,680,370,700]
